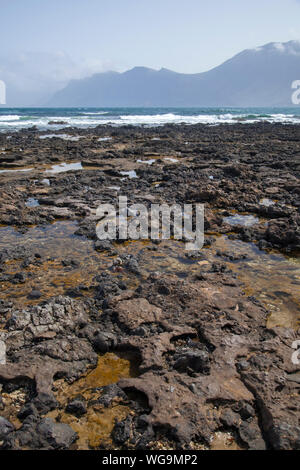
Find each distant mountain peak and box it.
[159,67,172,72]
[125,66,156,74]
[47,40,300,107]
[251,40,300,55]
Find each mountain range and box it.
[47,41,300,107]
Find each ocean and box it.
[0,107,300,131]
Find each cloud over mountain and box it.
[0,51,106,106]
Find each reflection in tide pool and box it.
[0,167,33,174]
[47,352,138,449]
[224,214,260,227]
[116,236,300,329]
[0,221,114,304]
[25,197,40,207]
[120,170,138,179]
[259,198,275,207]
[211,236,300,329]
[45,162,83,174]
[39,134,82,141]
[137,159,155,165]
[0,220,299,328]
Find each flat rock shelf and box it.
[0,123,299,450]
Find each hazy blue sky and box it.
[1,0,300,104]
[1,0,300,74]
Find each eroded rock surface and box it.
[0,123,299,450]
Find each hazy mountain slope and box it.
[47,41,300,107]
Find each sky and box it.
[1,0,300,103]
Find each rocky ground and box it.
[0,123,299,450]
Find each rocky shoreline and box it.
[0,123,299,450]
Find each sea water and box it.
[0,107,300,131]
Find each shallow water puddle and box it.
[0,221,114,304]
[116,236,300,329]
[39,134,82,141]
[1,220,299,326]
[259,198,275,207]
[107,186,121,191]
[211,236,300,329]
[137,159,155,165]
[120,170,138,179]
[53,352,139,402]
[25,197,40,208]
[223,214,260,227]
[1,219,299,448]
[45,162,83,174]
[0,167,33,174]
[48,352,138,449]
[210,432,243,450]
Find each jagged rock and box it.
[112,416,132,445]
[37,418,78,449]
[66,398,87,417]
[115,298,162,330]
[95,384,127,407]
[0,417,15,439]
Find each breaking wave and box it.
[0,108,300,131]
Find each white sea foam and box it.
[0,115,21,122]
[92,113,300,126]
[83,111,109,115]
[0,111,300,131]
